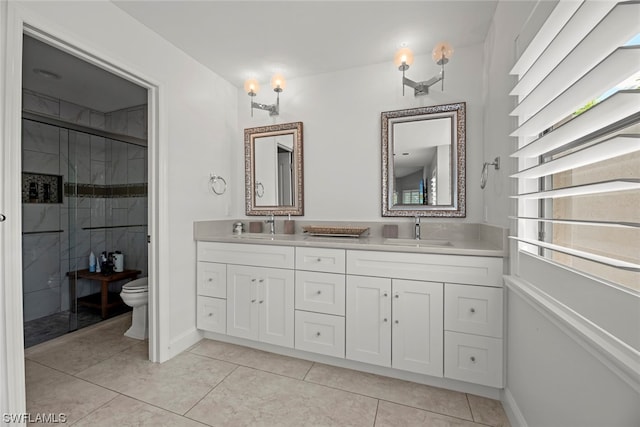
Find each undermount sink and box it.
[384,238,452,247]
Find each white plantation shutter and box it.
[509,1,640,288]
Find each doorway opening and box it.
[21,34,149,347]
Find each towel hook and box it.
[481,157,500,189]
[209,174,227,195]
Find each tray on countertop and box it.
[302,225,369,238]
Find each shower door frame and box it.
[1,3,169,416]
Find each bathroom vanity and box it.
[194,223,507,395]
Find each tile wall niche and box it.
[22,89,148,322]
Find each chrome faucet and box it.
[265,214,275,235]
[414,215,421,240]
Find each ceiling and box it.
[113,0,498,88]
[21,1,498,112]
[22,35,147,113]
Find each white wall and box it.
[235,44,485,222]
[484,2,640,426]
[3,1,237,360]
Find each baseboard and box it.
[502,387,528,427]
[168,327,203,359]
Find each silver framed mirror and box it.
[245,121,304,216]
[382,102,465,217]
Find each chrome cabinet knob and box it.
[251,299,256,303]
[383,318,388,322]
[208,313,213,317]
[394,294,399,298]
[470,308,476,313]
[259,300,264,304]
[394,320,399,324]
[259,279,264,283]
[208,278,213,282]
[383,292,388,297]
[251,279,256,282]
[316,332,321,337]
[316,290,322,295]
[470,356,476,363]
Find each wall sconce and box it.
[244,74,286,117]
[394,42,453,96]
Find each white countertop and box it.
[195,232,506,257]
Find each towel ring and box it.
[481,157,500,189]
[255,181,264,198]
[209,174,227,195]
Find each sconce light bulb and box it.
[271,73,286,92]
[394,47,414,70]
[244,78,260,96]
[432,42,453,65]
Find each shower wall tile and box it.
[23,150,60,175]
[68,132,91,184]
[90,111,106,130]
[23,287,62,322]
[106,110,128,135]
[23,90,60,116]
[128,197,147,225]
[110,141,129,185]
[91,160,106,185]
[22,204,60,233]
[127,158,145,183]
[126,230,148,276]
[91,230,107,257]
[112,208,128,227]
[22,121,60,155]
[60,100,90,126]
[91,136,106,161]
[22,234,61,294]
[127,107,146,139]
[128,144,145,160]
[110,229,128,254]
[90,198,106,228]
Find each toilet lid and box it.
[123,277,148,291]
[122,287,147,293]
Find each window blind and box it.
[509,1,640,290]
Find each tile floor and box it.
[25,313,511,426]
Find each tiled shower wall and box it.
[22,89,148,322]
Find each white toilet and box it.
[120,277,148,340]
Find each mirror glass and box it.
[245,122,303,216]
[382,102,465,217]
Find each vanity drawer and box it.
[295,271,345,316]
[444,331,503,388]
[295,310,345,358]
[346,250,503,286]
[197,262,226,298]
[445,284,503,338]
[197,296,226,334]
[198,241,294,269]
[296,247,345,274]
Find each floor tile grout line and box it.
[189,349,312,381]
[372,399,380,427]
[65,392,120,426]
[182,364,241,417]
[302,375,476,424]
[466,393,477,422]
[302,361,315,381]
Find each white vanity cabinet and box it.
[444,283,504,387]
[345,275,443,376]
[196,261,227,333]
[294,247,346,358]
[197,242,295,348]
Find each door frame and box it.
[1,3,169,416]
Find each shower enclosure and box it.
[21,89,148,347]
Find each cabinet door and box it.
[392,279,443,377]
[259,267,295,348]
[346,275,391,366]
[226,265,259,340]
